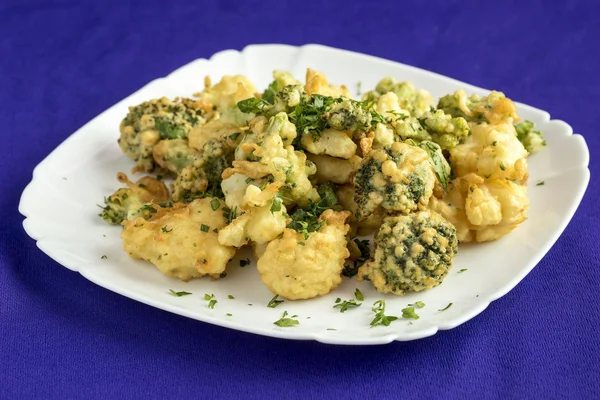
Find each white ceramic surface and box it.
[18,44,590,345]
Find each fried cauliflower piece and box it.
[217,182,288,247]
[225,113,319,206]
[119,97,207,172]
[450,122,529,182]
[257,209,351,300]
[428,174,530,242]
[354,141,436,220]
[305,68,350,98]
[358,211,458,295]
[198,75,257,125]
[308,154,361,185]
[121,198,236,281]
[301,128,357,159]
[99,173,169,225]
[437,90,520,125]
[152,139,199,174]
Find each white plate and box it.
[18,44,590,345]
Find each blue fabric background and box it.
[1,1,598,398]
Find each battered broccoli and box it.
[391,109,470,150]
[353,141,436,220]
[152,139,199,174]
[119,97,206,172]
[357,211,458,295]
[99,173,169,225]
[514,120,546,154]
[326,98,373,133]
[437,90,519,125]
[363,78,434,117]
[171,144,232,202]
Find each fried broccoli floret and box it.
[390,109,470,150]
[171,146,232,202]
[514,120,546,154]
[326,98,373,132]
[363,78,434,117]
[357,211,458,295]
[152,139,199,174]
[99,173,169,225]
[353,141,436,220]
[261,71,302,104]
[437,90,519,125]
[118,97,206,172]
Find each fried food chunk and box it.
[301,128,357,159]
[437,90,520,125]
[354,141,436,219]
[119,97,206,172]
[363,77,434,118]
[450,122,529,182]
[257,209,351,300]
[428,174,530,242]
[121,198,235,281]
[99,173,169,225]
[308,154,361,185]
[358,211,458,295]
[305,68,350,98]
[217,182,288,247]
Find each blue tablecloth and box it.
[1,1,598,398]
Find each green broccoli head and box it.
[99,173,170,225]
[363,77,433,117]
[514,120,546,154]
[119,97,206,172]
[418,109,470,150]
[152,139,200,174]
[437,90,518,125]
[358,210,458,295]
[326,99,373,133]
[353,141,436,220]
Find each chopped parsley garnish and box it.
[239,258,251,267]
[409,301,425,308]
[267,295,284,308]
[270,193,283,213]
[237,97,270,114]
[212,228,219,233]
[228,295,234,299]
[356,81,362,96]
[222,206,238,223]
[438,303,453,312]
[100,255,107,260]
[536,180,545,186]
[226,313,232,317]
[458,269,467,273]
[245,177,254,184]
[416,141,450,191]
[287,184,338,239]
[401,307,420,320]
[161,226,172,233]
[370,300,398,328]
[169,289,192,297]
[333,299,361,313]
[203,294,217,309]
[228,132,241,141]
[298,241,305,246]
[210,198,220,211]
[327,328,337,331]
[261,80,279,104]
[200,224,210,233]
[273,311,299,327]
[137,183,147,189]
[138,204,157,214]
[354,288,364,302]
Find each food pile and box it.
[100,68,544,300]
